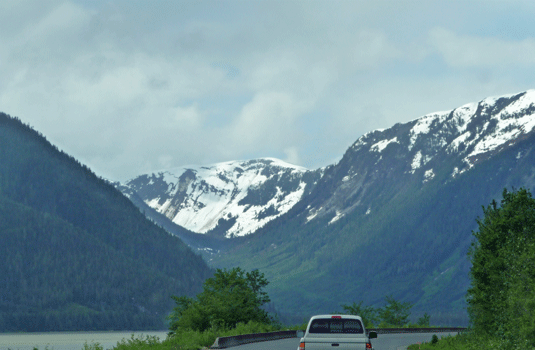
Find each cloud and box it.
[230,91,309,149]
[283,147,300,166]
[1,1,535,181]
[429,27,535,67]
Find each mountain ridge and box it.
[300,90,535,224]
[119,90,535,243]
[0,113,213,331]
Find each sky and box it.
[1,0,535,181]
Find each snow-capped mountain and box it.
[120,158,322,238]
[119,90,535,244]
[302,90,535,224]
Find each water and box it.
[0,331,169,350]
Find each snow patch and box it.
[466,94,535,161]
[371,137,399,152]
[329,211,344,225]
[411,151,423,173]
[447,131,471,154]
[306,206,322,223]
[225,182,307,237]
[423,169,435,183]
[409,111,449,150]
[452,102,478,134]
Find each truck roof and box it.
[309,314,363,321]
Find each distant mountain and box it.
[119,159,322,240]
[0,113,213,332]
[209,90,535,325]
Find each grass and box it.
[406,332,535,350]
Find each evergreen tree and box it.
[378,296,413,327]
[467,188,535,346]
[341,301,379,328]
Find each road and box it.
[225,332,459,350]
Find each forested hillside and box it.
[0,113,213,331]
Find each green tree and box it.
[417,313,431,327]
[168,267,272,334]
[341,301,379,328]
[167,296,195,331]
[245,269,270,305]
[378,295,413,327]
[505,242,535,348]
[467,188,535,346]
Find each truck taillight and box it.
[366,341,372,349]
[331,315,342,319]
[299,341,305,350]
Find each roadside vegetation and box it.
[70,267,426,350]
[340,296,430,328]
[410,188,535,349]
[107,267,285,350]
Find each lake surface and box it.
[0,331,169,350]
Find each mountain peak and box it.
[351,90,535,173]
[121,158,321,238]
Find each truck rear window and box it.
[309,318,364,334]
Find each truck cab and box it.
[297,315,377,350]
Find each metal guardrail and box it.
[210,327,467,348]
[368,327,467,334]
[211,330,298,349]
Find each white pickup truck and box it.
[297,314,377,350]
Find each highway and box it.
[224,332,459,350]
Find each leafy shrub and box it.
[168,268,273,334]
[113,334,162,350]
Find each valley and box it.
[118,90,535,326]
[2,89,535,332]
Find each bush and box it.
[407,332,513,350]
[168,268,273,334]
[113,334,162,350]
[341,295,414,328]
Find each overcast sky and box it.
[1,0,535,181]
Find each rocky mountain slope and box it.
[120,158,322,238]
[302,90,535,225]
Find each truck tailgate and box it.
[303,338,368,349]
